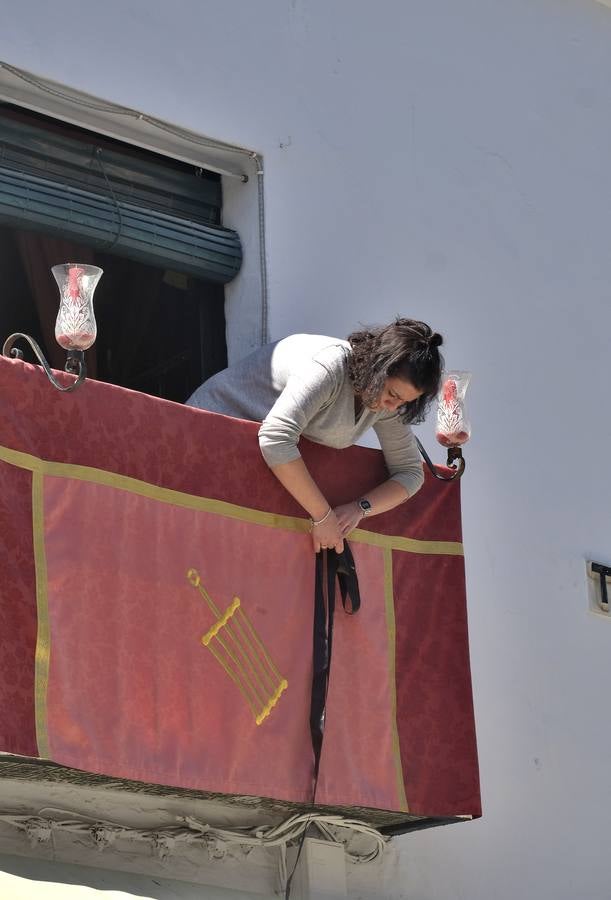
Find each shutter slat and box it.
[0,115,222,224]
[0,167,242,283]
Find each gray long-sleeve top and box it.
[186,334,424,497]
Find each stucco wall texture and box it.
[1,1,610,898]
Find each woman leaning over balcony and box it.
[186,318,443,553]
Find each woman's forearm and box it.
[359,478,409,515]
[269,458,331,520]
[268,458,412,548]
[333,479,410,538]
[269,458,344,551]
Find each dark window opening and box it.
[0,104,230,403]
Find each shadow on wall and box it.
[0,851,253,899]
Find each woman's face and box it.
[371,376,424,413]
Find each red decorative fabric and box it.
[0,357,480,819]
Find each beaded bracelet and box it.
[309,507,332,530]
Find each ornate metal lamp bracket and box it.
[2,333,86,393]
[415,436,466,481]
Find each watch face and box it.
[359,499,372,514]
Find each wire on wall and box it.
[0,808,388,892]
[251,151,269,345]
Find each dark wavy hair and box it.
[347,318,444,423]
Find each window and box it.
[0,104,241,401]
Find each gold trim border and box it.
[383,546,409,812]
[32,469,50,759]
[0,445,464,556]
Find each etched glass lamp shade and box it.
[436,371,472,448]
[52,263,103,352]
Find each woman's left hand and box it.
[333,502,363,538]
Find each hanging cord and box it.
[284,544,362,898]
[283,779,318,898]
[310,544,360,779]
[94,147,123,250]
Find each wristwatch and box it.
[357,498,372,517]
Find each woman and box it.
[186,318,443,553]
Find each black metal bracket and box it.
[2,333,87,392]
[591,562,610,610]
[415,436,466,481]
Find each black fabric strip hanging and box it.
[310,543,361,784]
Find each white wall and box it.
[2,1,611,897]
[0,853,261,900]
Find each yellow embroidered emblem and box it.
[187,568,288,725]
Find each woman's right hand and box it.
[311,510,344,554]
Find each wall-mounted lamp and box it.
[2,263,103,392]
[416,371,471,481]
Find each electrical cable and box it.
[0,806,388,885]
[251,151,269,346]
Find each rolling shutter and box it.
[0,114,242,284]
